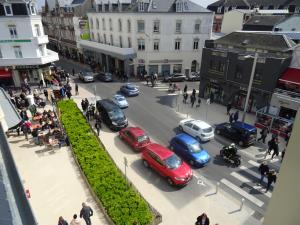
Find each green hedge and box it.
[58,100,153,225]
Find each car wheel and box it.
[143,160,149,168]
[216,129,221,135]
[238,141,244,146]
[179,125,183,132]
[167,178,174,186]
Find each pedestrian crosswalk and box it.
[141,81,193,96]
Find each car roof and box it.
[145,143,173,160]
[114,94,125,98]
[128,127,146,138]
[174,133,197,145]
[233,121,257,132]
[190,120,211,129]
[97,99,119,110]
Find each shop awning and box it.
[0,69,12,78]
[279,68,300,86]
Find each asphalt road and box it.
[56,58,271,222]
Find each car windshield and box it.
[164,154,182,169]
[116,96,125,101]
[203,127,213,133]
[84,72,93,77]
[174,74,182,77]
[137,134,148,143]
[188,142,202,153]
[126,85,136,90]
[108,109,124,120]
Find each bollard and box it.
[216,182,220,194]
[239,198,245,210]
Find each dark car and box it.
[120,83,139,96]
[215,121,257,146]
[96,99,128,131]
[163,73,186,82]
[98,72,113,82]
[187,72,200,81]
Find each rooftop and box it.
[244,15,286,27]
[208,0,300,8]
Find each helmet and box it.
[230,143,236,147]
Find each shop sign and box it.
[78,19,90,40]
[0,39,31,43]
[15,65,40,69]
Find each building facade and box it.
[77,0,213,77]
[199,32,294,112]
[0,0,58,87]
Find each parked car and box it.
[187,72,200,81]
[179,118,214,142]
[120,83,139,96]
[215,121,257,146]
[142,143,193,186]
[119,127,151,151]
[79,71,94,82]
[163,73,186,82]
[112,94,128,108]
[96,99,128,131]
[170,133,210,167]
[98,72,113,82]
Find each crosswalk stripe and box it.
[167,93,179,96]
[221,179,264,207]
[253,185,272,198]
[240,166,261,180]
[231,172,251,183]
[248,160,260,167]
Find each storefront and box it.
[0,69,14,87]
[203,80,225,104]
[232,90,256,113]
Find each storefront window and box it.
[173,64,182,73]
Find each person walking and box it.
[196,213,210,225]
[229,113,234,123]
[58,216,68,225]
[266,170,277,192]
[196,97,201,108]
[43,89,48,101]
[81,99,86,111]
[80,202,93,225]
[95,120,101,136]
[21,122,29,141]
[191,95,196,108]
[75,83,79,95]
[183,92,188,104]
[258,162,269,185]
[66,90,72,99]
[72,68,75,77]
[226,102,232,115]
[267,136,276,155]
[183,84,187,93]
[192,89,196,98]
[233,110,239,122]
[271,138,279,159]
[70,214,81,225]
[258,127,269,144]
[281,148,286,162]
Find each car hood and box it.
[191,150,210,161]
[170,162,192,178]
[118,100,128,105]
[179,118,194,125]
[84,76,93,79]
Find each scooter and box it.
[220,145,241,167]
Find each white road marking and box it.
[253,185,272,198]
[248,160,260,167]
[231,172,251,183]
[240,166,261,180]
[221,179,264,207]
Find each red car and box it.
[142,143,193,186]
[119,127,151,151]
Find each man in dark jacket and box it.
[258,162,269,185]
[258,127,269,144]
[80,202,93,225]
[266,170,277,192]
[196,213,210,225]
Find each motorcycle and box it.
[219,144,241,167]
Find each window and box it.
[175,20,182,33]
[34,24,41,36]
[128,37,132,48]
[137,20,145,33]
[193,39,199,50]
[4,4,13,16]
[173,64,182,73]
[14,46,23,58]
[96,18,99,29]
[218,61,225,72]
[194,20,201,33]
[104,34,107,44]
[102,18,106,30]
[118,19,122,32]
[175,39,181,50]
[192,125,200,131]
[119,36,122,47]
[138,2,144,11]
[153,20,160,33]
[109,18,112,31]
[91,32,94,40]
[38,45,44,56]
[254,68,263,82]
[217,6,222,13]
[97,33,100,42]
[90,18,93,29]
[138,39,145,51]
[110,35,113,45]
[176,1,183,12]
[234,65,243,79]
[30,3,36,15]
[9,26,18,38]
[153,40,159,51]
[0,48,2,58]
[127,20,131,33]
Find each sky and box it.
[37,0,215,10]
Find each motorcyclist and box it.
[223,143,237,159]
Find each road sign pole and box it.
[124,157,128,185]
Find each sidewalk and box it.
[71,82,260,225]
[7,98,109,225]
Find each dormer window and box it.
[184,2,188,10]
[4,4,13,16]
[176,1,183,12]
[30,3,37,15]
[138,1,145,12]
[109,1,112,11]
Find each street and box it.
[57,58,282,223]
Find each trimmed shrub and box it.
[58,100,153,225]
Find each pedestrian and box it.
[72,68,75,77]
[75,83,79,95]
[258,162,269,185]
[66,90,72,99]
[196,97,201,108]
[285,132,291,146]
[39,79,43,90]
[183,93,188,104]
[233,110,239,122]
[95,120,101,136]
[43,89,48,101]
[210,92,214,104]
[81,99,86,111]
[192,89,196,98]
[229,113,234,123]
[80,202,93,225]
[258,127,269,144]
[226,102,232,115]
[70,214,81,225]
[20,109,29,121]
[266,170,277,192]
[271,138,279,159]
[58,216,68,225]
[183,84,187,93]
[281,148,286,163]
[191,95,196,108]
[21,122,29,141]
[196,213,210,225]
[8,88,13,97]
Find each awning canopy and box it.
[0,69,12,79]
[279,68,300,86]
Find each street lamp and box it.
[242,52,259,123]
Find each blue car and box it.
[120,83,139,96]
[170,133,210,167]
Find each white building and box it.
[77,0,213,77]
[0,0,59,87]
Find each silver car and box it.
[79,72,94,82]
